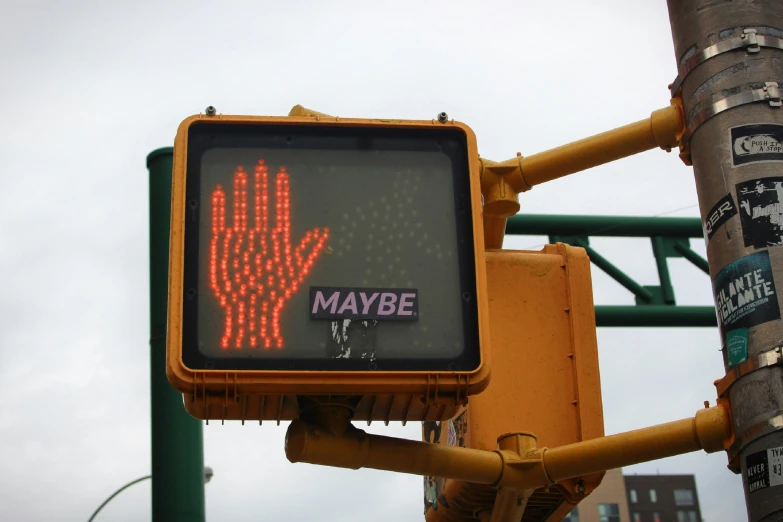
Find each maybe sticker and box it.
[731,124,783,166]
[704,194,738,240]
[737,177,783,249]
[310,286,419,321]
[712,251,780,331]
[747,447,783,493]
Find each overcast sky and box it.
[1,0,745,520]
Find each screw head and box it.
[205,106,217,116]
[437,112,448,123]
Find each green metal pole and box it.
[506,214,704,238]
[595,305,717,327]
[147,147,205,522]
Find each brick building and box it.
[624,474,702,522]
[561,470,702,522]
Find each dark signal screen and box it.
[183,124,479,372]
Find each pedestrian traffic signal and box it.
[166,112,491,422]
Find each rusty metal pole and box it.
[666,2,783,520]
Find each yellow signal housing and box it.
[166,113,491,422]
[422,244,605,521]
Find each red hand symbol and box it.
[209,159,330,349]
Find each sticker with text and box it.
[712,251,780,332]
[747,447,783,493]
[310,286,419,321]
[726,328,749,368]
[704,194,738,240]
[731,124,783,167]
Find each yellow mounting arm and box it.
[286,403,730,492]
[480,100,684,248]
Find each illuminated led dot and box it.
[416,223,422,229]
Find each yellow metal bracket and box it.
[286,403,732,502]
[480,100,685,248]
[286,403,733,522]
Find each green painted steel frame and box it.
[148,148,206,521]
[505,214,717,327]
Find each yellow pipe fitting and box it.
[650,102,684,152]
[489,433,540,522]
[479,156,529,249]
[288,104,335,118]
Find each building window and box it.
[649,489,657,503]
[598,503,620,522]
[629,489,638,503]
[653,513,661,522]
[564,507,580,521]
[632,513,641,522]
[674,488,695,506]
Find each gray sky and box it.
[0,0,744,520]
